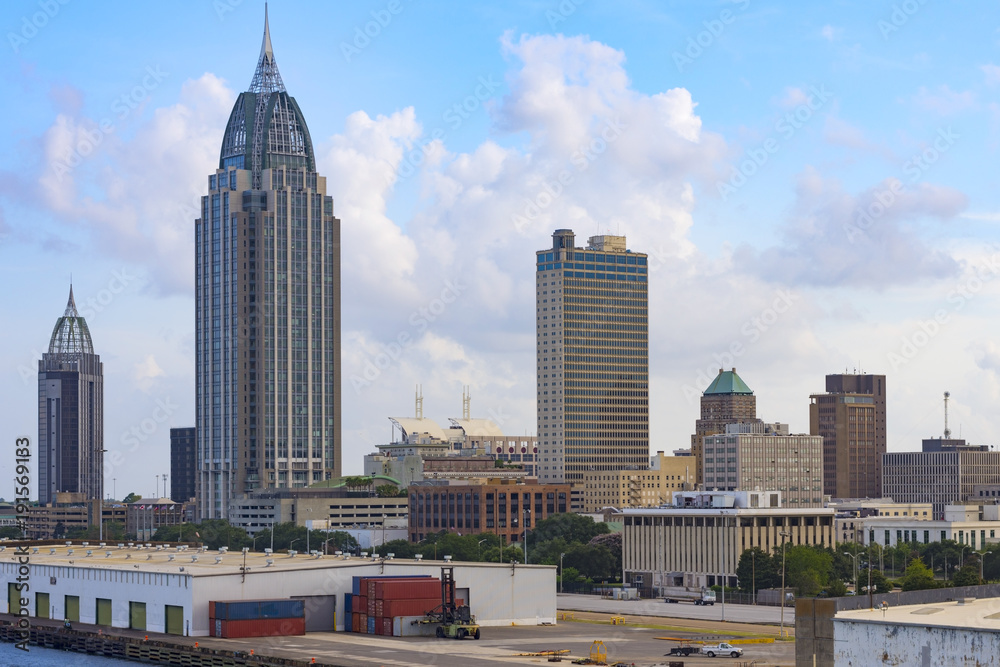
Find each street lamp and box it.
[843,551,861,594]
[560,552,566,594]
[779,530,791,640]
[289,538,301,553]
[477,538,488,562]
[523,508,530,565]
[305,508,312,555]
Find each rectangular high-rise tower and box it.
[810,373,886,499]
[536,229,649,485]
[195,11,341,519]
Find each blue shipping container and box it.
[344,611,352,633]
[367,617,375,634]
[345,594,352,613]
[260,600,304,619]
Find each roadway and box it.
[557,592,796,626]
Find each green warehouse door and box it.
[165,605,184,635]
[65,595,79,622]
[35,592,49,618]
[96,598,112,626]
[129,601,146,630]
[7,583,21,614]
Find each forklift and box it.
[426,567,481,640]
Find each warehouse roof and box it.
[835,597,1000,632]
[1,543,550,577]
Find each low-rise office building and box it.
[622,491,836,590]
[841,504,1000,550]
[228,483,408,537]
[24,493,127,539]
[830,499,933,544]
[408,480,570,544]
[883,446,1000,518]
[579,451,694,512]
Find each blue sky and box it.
[2,0,999,499]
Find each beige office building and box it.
[882,449,1000,518]
[622,497,836,589]
[810,374,886,499]
[536,229,649,485]
[227,487,408,536]
[580,452,694,512]
[703,422,824,507]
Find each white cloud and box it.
[981,64,1000,86]
[820,25,839,41]
[912,85,976,115]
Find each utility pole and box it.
[779,531,791,639]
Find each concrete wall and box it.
[834,618,1000,666]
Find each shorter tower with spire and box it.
[38,286,105,504]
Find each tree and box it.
[376,484,400,498]
[588,532,622,575]
[784,545,832,597]
[531,513,610,545]
[53,521,66,539]
[736,547,777,593]
[953,564,981,587]
[859,568,890,595]
[122,492,141,503]
[826,579,848,597]
[0,526,23,540]
[901,557,939,591]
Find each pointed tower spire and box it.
[64,284,79,318]
[249,3,285,94]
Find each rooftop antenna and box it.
[944,391,951,439]
[415,384,423,419]
[462,385,471,421]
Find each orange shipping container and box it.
[374,579,442,600]
[216,617,305,638]
[383,598,440,618]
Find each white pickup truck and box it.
[700,642,743,658]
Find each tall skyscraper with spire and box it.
[38,286,104,504]
[195,10,342,519]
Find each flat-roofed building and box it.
[408,480,571,544]
[228,483,408,537]
[622,492,836,590]
[702,421,824,507]
[882,449,1000,518]
[580,451,694,512]
[840,504,1000,550]
[24,493,127,539]
[829,499,933,543]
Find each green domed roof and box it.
[704,369,753,395]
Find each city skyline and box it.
[2,2,1000,498]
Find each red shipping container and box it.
[357,596,367,612]
[217,617,305,638]
[375,579,442,600]
[383,598,440,618]
[209,601,216,618]
[375,599,384,616]
[382,618,392,636]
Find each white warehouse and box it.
[2,543,556,636]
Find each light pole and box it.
[478,538,488,562]
[289,538,301,553]
[843,551,861,593]
[523,508,530,565]
[560,552,566,594]
[381,514,388,549]
[779,530,791,640]
[305,508,312,554]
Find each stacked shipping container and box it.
[208,599,306,638]
[344,575,454,637]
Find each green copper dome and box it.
[703,368,753,395]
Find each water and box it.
[0,642,140,666]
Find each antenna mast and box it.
[415,385,423,419]
[462,385,471,421]
[943,391,951,439]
